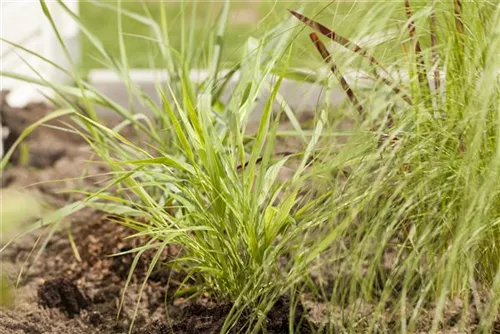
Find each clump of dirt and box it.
[38,278,89,318]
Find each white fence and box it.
[1,1,79,108]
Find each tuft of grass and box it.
[288,0,500,332]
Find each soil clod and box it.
[37,278,89,318]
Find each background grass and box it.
[79,1,297,71]
[79,0,397,73]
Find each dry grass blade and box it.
[453,0,464,34]
[290,9,412,105]
[430,5,441,90]
[453,0,465,55]
[404,0,422,54]
[404,0,430,93]
[309,32,364,118]
[289,9,390,76]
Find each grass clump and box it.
[1,0,500,333]
[286,0,500,332]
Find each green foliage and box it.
[0,274,13,308]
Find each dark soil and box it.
[38,278,89,318]
[136,296,311,334]
[0,92,313,334]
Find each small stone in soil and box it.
[37,278,88,318]
[88,311,102,326]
